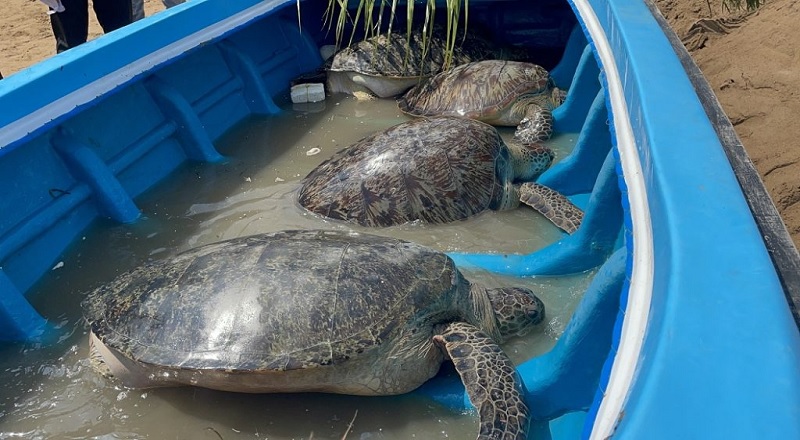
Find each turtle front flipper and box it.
[514,106,554,144]
[518,182,584,234]
[552,87,568,107]
[434,322,530,440]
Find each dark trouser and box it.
[49,0,132,53]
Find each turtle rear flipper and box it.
[89,333,113,378]
[434,322,530,440]
[518,182,584,234]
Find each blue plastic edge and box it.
[0,0,286,155]
[573,0,800,438]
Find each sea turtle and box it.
[325,31,492,98]
[84,229,545,440]
[298,116,584,232]
[295,26,532,99]
[398,60,565,143]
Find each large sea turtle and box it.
[325,31,492,98]
[296,27,532,99]
[298,116,583,232]
[398,60,565,143]
[84,229,545,440]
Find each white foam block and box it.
[291,83,326,103]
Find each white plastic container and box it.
[291,83,326,103]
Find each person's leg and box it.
[131,0,144,21]
[49,0,90,53]
[92,0,132,34]
[162,0,186,8]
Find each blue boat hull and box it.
[0,0,798,438]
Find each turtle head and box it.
[514,107,554,145]
[486,287,545,340]
[510,144,555,181]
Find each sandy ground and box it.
[1,0,798,249]
[1,0,166,76]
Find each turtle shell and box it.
[298,116,512,227]
[329,31,486,79]
[84,230,459,371]
[398,60,553,124]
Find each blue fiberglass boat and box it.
[1,0,799,438]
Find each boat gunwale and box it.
[579,0,800,437]
[0,0,288,156]
[565,0,654,437]
[641,0,800,328]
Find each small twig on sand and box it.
[341,410,359,439]
[204,427,225,440]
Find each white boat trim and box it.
[570,1,657,438]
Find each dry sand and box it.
[1,0,798,249]
[655,0,800,249]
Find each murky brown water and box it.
[0,95,592,439]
